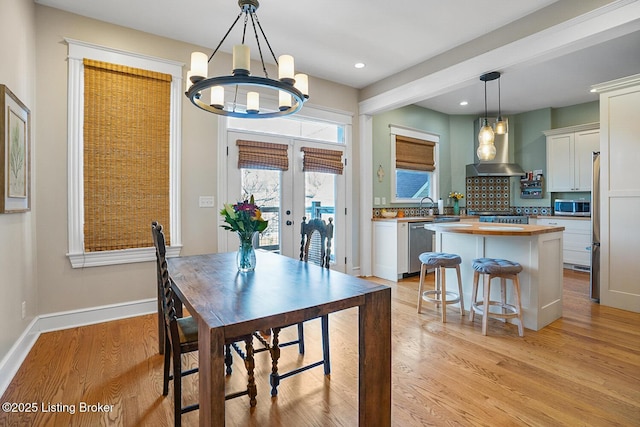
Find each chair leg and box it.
[297,322,305,354]
[321,315,331,375]
[270,327,282,397]
[482,274,491,336]
[225,343,233,375]
[172,350,182,427]
[417,262,427,313]
[470,271,480,322]
[500,278,507,317]
[162,337,171,396]
[512,274,525,337]
[440,266,447,323]
[244,336,257,407]
[455,265,465,315]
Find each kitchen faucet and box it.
[419,197,435,216]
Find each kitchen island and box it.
[426,222,565,331]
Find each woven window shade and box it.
[301,147,344,175]
[237,140,289,170]
[83,59,172,252]
[395,135,435,171]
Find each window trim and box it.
[65,39,183,268]
[389,125,439,204]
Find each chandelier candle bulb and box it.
[232,44,250,75]
[210,86,225,109]
[190,52,208,81]
[278,55,295,84]
[185,71,194,92]
[294,73,309,98]
[247,91,259,113]
[279,91,292,111]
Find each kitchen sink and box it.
[433,216,461,223]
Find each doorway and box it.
[225,131,346,271]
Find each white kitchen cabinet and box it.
[544,124,599,192]
[372,220,408,281]
[595,73,640,313]
[537,217,590,268]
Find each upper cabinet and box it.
[544,123,599,192]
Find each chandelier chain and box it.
[248,13,270,79]
[208,11,243,63]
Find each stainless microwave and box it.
[554,199,591,216]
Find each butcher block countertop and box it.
[426,222,564,236]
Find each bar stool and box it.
[470,258,524,337]
[417,252,464,323]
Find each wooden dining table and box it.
[167,251,392,426]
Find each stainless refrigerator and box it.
[590,151,600,302]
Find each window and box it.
[66,39,183,268]
[390,126,439,203]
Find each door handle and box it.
[286,220,293,226]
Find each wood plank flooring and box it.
[1,270,638,426]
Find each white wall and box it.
[0,0,38,363]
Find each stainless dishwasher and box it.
[408,222,433,275]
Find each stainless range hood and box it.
[466,118,525,177]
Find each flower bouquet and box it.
[220,195,268,272]
[448,191,464,215]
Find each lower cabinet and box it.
[372,221,408,281]
[536,217,591,268]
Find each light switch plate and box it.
[374,197,380,205]
[381,197,386,205]
[199,196,215,208]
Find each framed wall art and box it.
[0,84,31,213]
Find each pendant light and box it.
[494,72,508,135]
[477,72,498,161]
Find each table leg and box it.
[359,288,391,426]
[198,318,225,427]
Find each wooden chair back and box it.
[299,216,333,268]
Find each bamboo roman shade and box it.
[83,59,172,252]
[301,147,344,175]
[237,140,289,170]
[395,135,436,171]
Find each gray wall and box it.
[0,0,37,362]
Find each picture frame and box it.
[0,84,31,213]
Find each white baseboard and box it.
[0,298,155,397]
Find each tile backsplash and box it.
[465,177,510,211]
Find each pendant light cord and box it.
[484,80,488,121]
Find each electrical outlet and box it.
[374,197,380,205]
[199,196,215,208]
[22,301,26,319]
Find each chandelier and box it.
[185,0,309,118]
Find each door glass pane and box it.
[305,172,336,263]
[241,169,281,253]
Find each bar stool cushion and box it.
[419,252,462,268]
[472,258,523,275]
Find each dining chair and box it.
[152,223,258,426]
[267,216,333,397]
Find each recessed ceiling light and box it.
[354,62,365,69]
[459,101,468,106]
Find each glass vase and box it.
[453,199,460,215]
[236,232,257,272]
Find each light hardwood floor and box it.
[1,270,638,426]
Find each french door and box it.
[225,131,346,272]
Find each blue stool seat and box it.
[419,252,462,268]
